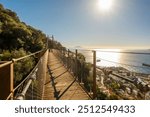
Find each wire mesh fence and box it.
[53,49,95,99]
[54,48,150,100]
[0,49,48,100]
[16,50,48,100]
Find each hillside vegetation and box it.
[0,4,47,54]
[0,4,63,85]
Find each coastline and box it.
[96,66,150,100]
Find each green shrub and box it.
[1,50,11,60]
[97,90,108,100]
[12,49,35,86]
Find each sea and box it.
[76,49,150,74]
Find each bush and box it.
[1,50,12,60]
[110,81,120,90]
[12,49,35,86]
[97,89,108,100]
[0,48,35,85]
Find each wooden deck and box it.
[43,52,90,100]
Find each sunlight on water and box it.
[80,48,150,74]
[96,49,121,67]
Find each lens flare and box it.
[98,0,114,11]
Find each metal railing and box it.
[1,47,150,100]
[53,48,150,100]
[0,49,48,100]
[53,49,96,99]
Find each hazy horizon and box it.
[69,45,150,50]
[0,0,150,49]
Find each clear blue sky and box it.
[0,0,150,49]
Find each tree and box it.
[0,4,47,52]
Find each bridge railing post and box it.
[67,49,70,69]
[75,49,78,80]
[0,62,14,100]
[10,62,14,100]
[93,50,97,99]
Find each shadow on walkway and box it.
[43,52,90,100]
[47,65,60,99]
[47,65,77,100]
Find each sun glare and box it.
[96,49,121,67]
[98,0,114,11]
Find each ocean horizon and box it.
[76,48,150,74]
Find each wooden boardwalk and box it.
[43,52,90,100]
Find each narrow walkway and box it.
[43,52,90,100]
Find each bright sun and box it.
[98,0,113,11]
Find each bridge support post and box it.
[67,49,70,69]
[75,49,78,80]
[93,51,97,99]
[10,63,14,100]
[0,62,14,100]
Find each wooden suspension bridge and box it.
[0,48,96,100]
[1,48,150,100]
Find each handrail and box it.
[16,69,37,100]
[0,49,45,69]
[0,61,12,68]
[5,49,47,100]
[6,57,40,100]
[12,49,45,62]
